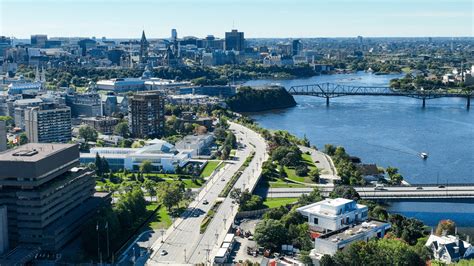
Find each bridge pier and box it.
[326,97,329,106]
[422,98,426,108]
[468,97,471,110]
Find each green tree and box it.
[297,188,323,206]
[139,160,153,175]
[309,168,320,182]
[143,179,157,202]
[19,132,28,145]
[320,254,335,266]
[330,186,360,201]
[254,219,289,251]
[79,125,98,142]
[0,116,14,126]
[114,122,130,138]
[324,144,336,156]
[95,153,103,176]
[159,182,184,211]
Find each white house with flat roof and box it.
[297,198,390,259]
[297,198,369,233]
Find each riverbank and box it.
[245,71,473,232]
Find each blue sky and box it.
[1,0,473,38]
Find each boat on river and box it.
[420,152,428,159]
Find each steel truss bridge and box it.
[288,83,473,108]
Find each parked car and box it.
[160,250,168,256]
[203,199,209,205]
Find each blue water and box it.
[245,72,474,229]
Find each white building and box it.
[175,134,215,157]
[96,78,145,92]
[297,198,390,258]
[80,139,192,172]
[425,234,474,264]
[297,198,369,233]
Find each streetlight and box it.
[161,228,165,243]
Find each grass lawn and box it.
[164,178,203,188]
[263,197,298,209]
[401,67,411,73]
[284,153,318,184]
[268,180,307,188]
[200,160,221,178]
[146,204,172,229]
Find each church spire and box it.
[139,30,149,64]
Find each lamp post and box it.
[161,228,165,243]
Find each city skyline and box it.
[1,0,473,39]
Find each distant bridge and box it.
[266,184,474,201]
[288,83,473,108]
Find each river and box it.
[245,72,474,229]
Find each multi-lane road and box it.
[266,185,474,200]
[146,121,268,265]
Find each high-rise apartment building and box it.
[225,29,245,51]
[128,92,165,138]
[0,143,99,253]
[24,103,71,143]
[0,120,6,152]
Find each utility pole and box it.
[106,221,110,259]
[96,221,100,262]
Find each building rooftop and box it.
[297,198,362,217]
[319,220,390,243]
[0,143,75,162]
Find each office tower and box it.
[24,103,71,143]
[225,29,245,51]
[292,39,302,56]
[0,120,6,152]
[171,29,178,41]
[139,30,149,63]
[0,143,97,252]
[128,92,165,138]
[30,34,48,48]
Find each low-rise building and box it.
[65,91,102,117]
[96,78,145,92]
[297,198,369,233]
[81,116,119,135]
[175,134,215,157]
[80,139,191,172]
[297,198,390,259]
[426,234,474,264]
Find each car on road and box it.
[416,187,423,190]
[160,250,168,256]
[438,185,445,188]
[221,178,225,181]
[203,199,209,205]
[374,184,385,190]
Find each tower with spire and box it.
[139,30,149,64]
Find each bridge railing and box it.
[287,83,473,98]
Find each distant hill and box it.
[226,86,297,112]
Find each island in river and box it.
[227,86,296,112]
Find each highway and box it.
[146,121,268,265]
[266,185,474,200]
